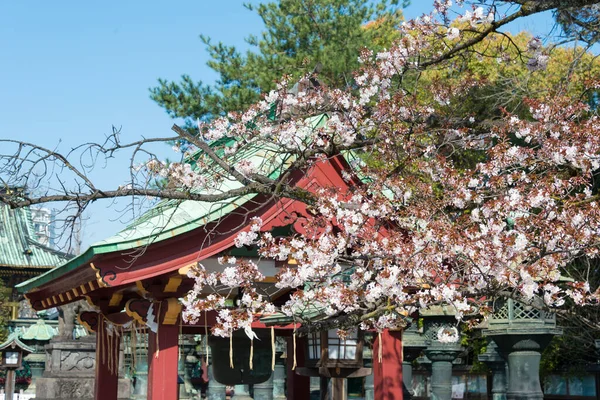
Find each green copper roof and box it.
[17,115,329,293]
[20,319,57,341]
[0,203,69,269]
[0,330,36,354]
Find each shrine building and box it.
[16,117,405,400]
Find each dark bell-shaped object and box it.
[209,329,273,385]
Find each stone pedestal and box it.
[422,306,463,400]
[478,341,508,400]
[486,335,554,400]
[402,360,414,398]
[254,373,274,400]
[35,337,130,400]
[207,362,227,400]
[178,337,196,399]
[23,353,45,396]
[485,298,562,400]
[364,369,374,400]
[183,351,200,399]
[132,348,148,399]
[424,346,463,400]
[234,384,253,399]
[272,355,286,400]
[309,376,320,400]
[403,322,427,397]
[361,336,374,400]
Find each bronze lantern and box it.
[298,329,371,378]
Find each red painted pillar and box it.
[373,329,404,400]
[286,336,310,400]
[147,322,180,400]
[94,319,120,400]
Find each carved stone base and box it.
[34,377,130,400]
[35,338,131,400]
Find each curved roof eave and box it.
[16,191,260,293]
[17,114,331,294]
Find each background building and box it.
[30,208,54,250]
[0,199,69,320]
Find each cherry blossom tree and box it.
[2,0,600,338]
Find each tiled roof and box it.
[0,203,69,269]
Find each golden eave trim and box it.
[163,298,182,325]
[109,292,123,307]
[90,263,108,288]
[164,276,183,293]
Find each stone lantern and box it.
[421,306,464,400]
[483,297,561,400]
[402,321,427,396]
[20,319,57,396]
[478,340,508,400]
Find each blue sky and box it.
[0,1,555,250]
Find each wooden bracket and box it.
[162,298,182,325]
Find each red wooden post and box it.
[147,321,180,400]
[373,329,404,400]
[286,336,310,400]
[94,319,120,400]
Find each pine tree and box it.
[150,0,406,125]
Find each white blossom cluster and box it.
[171,3,600,338]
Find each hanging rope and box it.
[113,327,118,375]
[108,330,113,375]
[271,326,275,371]
[115,326,122,375]
[155,301,162,359]
[229,334,234,369]
[91,308,162,376]
[114,330,118,375]
[178,314,183,362]
[292,326,297,371]
[249,337,254,370]
[131,321,138,376]
[94,312,136,374]
[204,311,209,363]
[378,331,383,363]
